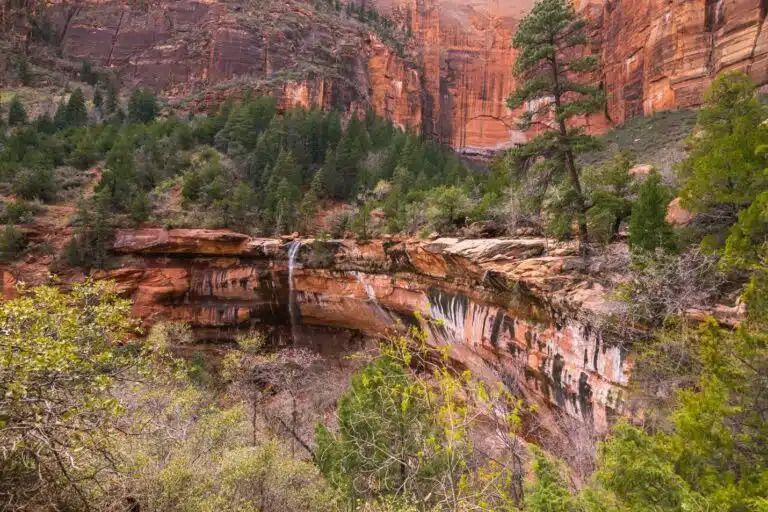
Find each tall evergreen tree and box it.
[128,88,158,124]
[629,171,675,253]
[53,101,68,130]
[65,88,88,127]
[104,79,119,114]
[64,193,114,269]
[507,0,603,255]
[678,72,768,225]
[298,171,324,233]
[7,96,27,126]
[98,137,137,211]
[79,60,98,85]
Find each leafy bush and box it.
[0,225,26,262]
[1,199,39,224]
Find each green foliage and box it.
[583,151,635,245]
[93,86,103,111]
[629,171,676,253]
[679,72,768,229]
[315,353,442,503]
[525,448,574,512]
[317,329,524,510]
[181,147,227,206]
[13,166,56,202]
[425,185,471,232]
[66,88,88,127]
[575,271,768,511]
[129,189,152,223]
[0,92,477,236]
[506,0,604,252]
[7,96,27,126]
[0,281,136,508]
[0,224,26,262]
[80,60,98,85]
[64,193,114,269]
[15,54,32,86]
[722,190,768,270]
[1,199,39,224]
[104,79,119,114]
[128,88,158,123]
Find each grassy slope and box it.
[580,109,698,185]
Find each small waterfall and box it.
[354,271,390,321]
[428,289,468,344]
[288,241,302,344]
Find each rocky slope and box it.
[5,0,768,155]
[83,229,630,431]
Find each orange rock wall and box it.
[582,0,768,123]
[8,0,768,153]
[373,0,768,153]
[92,230,630,430]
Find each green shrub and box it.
[0,225,25,262]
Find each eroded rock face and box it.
[580,0,768,123]
[94,229,629,430]
[6,0,768,154]
[15,0,422,124]
[375,0,768,153]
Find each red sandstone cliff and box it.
[4,0,768,153]
[382,0,768,153]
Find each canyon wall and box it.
[2,0,423,129]
[6,0,768,154]
[79,229,630,431]
[372,0,768,154]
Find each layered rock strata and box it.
[5,1,768,153]
[96,228,628,431]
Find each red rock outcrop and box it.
[88,229,629,430]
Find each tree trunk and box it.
[564,148,589,257]
[550,51,590,258]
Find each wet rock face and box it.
[96,229,629,430]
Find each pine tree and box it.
[129,190,152,224]
[8,96,27,126]
[0,225,26,262]
[335,132,363,200]
[93,87,104,111]
[629,172,675,253]
[98,137,137,211]
[79,60,98,85]
[128,88,158,124]
[524,448,574,512]
[320,147,340,199]
[65,88,88,127]
[15,55,31,86]
[105,79,119,114]
[507,0,603,256]
[678,72,768,223]
[298,171,324,234]
[53,101,68,130]
[65,193,114,269]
